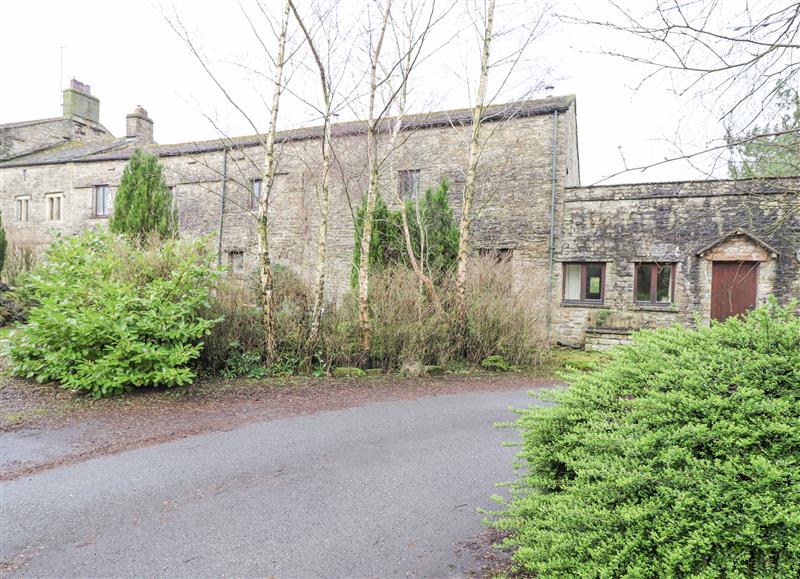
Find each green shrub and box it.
[221,342,267,379]
[493,300,800,577]
[480,355,510,372]
[10,230,220,397]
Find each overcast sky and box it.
[0,0,730,184]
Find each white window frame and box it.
[46,192,64,222]
[94,185,110,217]
[15,195,31,222]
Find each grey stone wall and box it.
[1,102,574,306]
[552,178,800,346]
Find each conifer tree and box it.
[109,148,176,241]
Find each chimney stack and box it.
[126,105,154,144]
[63,79,100,123]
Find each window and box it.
[249,179,262,210]
[634,263,674,304]
[563,262,605,303]
[479,248,513,263]
[228,251,245,274]
[94,185,110,217]
[15,196,30,222]
[46,193,63,221]
[398,169,420,200]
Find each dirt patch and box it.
[1,371,559,481]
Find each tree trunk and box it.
[456,0,495,340]
[258,0,291,363]
[357,0,392,360]
[290,0,333,352]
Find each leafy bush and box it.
[10,230,220,397]
[493,301,800,577]
[220,342,268,379]
[481,355,511,372]
[350,179,459,287]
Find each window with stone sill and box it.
[94,185,110,217]
[15,195,30,222]
[634,262,675,305]
[46,193,63,221]
[563,262,605,304]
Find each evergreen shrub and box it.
[10,230,220,397]
[494,300,800,577]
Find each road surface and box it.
[1,387,541,577]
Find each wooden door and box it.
[710,261,758,322]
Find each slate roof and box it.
[0,95,575,168]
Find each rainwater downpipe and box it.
[545,110,558,338]
[216,148,228,267]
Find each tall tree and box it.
[109,148,176,242]
[288,0,336,351]
[167,0,294,364]
[571,1,800,182]
[257,0,292,363]
[455,0,495,339]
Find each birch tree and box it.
[288,0,335,350]
[167,1,294,363]
[257,0,291,363]
[455,0,495,336]
[355,0,445,357]
[451,0,550,339]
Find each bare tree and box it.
[288,0,336,351]
[455,0,495,337]
[451,0,550,339]
[166,0,294,363]
[569,1,800,180]
[355,0,444,358]
[257,0,291,363]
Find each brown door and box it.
[710,261,758,322]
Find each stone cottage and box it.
[1,80,798,349]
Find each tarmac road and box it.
[1,386,543,577]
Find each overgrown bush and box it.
[2,242,38,286]
[203,257,548,375]
[493,300,800,577]
[10,230,220,397]
[201,265,313,374]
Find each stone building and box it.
[1,81,798,349]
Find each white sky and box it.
[0,0,732,184]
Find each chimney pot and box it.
[126,106,154,144]
[63,78,100,122]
